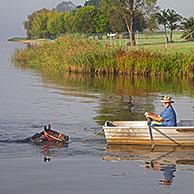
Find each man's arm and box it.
[145,112,164,122]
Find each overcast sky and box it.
[0,0,193,39]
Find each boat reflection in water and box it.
[104,145,194,187]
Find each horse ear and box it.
[48,124,51,130]
[44,126,47,130]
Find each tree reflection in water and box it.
[36,73,194,125]
[13,67,194,125]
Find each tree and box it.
[100,0,126,33]
[84,0,101,7]
[73,6,96,35]
[119,0,158,46]
[157,9,182,43]
[24,9,51,39]
[47,12,64,39]
[156,9,169,43]
[166,9,182,42]
[63,12,76,33]
[180,17,194,41]
[73,5,109,36]
[93,9,109,35]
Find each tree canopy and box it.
[23,0,193,43]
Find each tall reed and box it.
[13,35,194,78]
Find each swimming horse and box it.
[29,124,69,145]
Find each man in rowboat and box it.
[145,96,177,126]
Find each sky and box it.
[0,0,193,39]
[158,0,193,16]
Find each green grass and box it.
[101,32,194,53]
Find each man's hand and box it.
[144,112,149,117]
[144,112,163,122]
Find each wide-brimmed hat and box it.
[161,96,174,103]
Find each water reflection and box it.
[40,143,68,162]
[20,72,194,125]
[104,145,194,187]
[13,63,194,96]
[36,72,194,97]
[149,162,176,187]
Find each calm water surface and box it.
[1,38,194,194]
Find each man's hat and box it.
[161,96,174,103]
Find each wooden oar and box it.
[147,118,155,151]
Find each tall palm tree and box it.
[166,9,182,42]
[156,9,169,43]
[180,17,194,41]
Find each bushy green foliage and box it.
[24,9,50,39]
[84,0,101,7]
[47,12,65,39]
[23,0,159,40]
[14,36,194,78]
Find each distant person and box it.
[145,96,177,126]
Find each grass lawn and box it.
[101,32,194,54]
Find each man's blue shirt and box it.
[160,105,177,126]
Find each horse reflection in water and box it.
[104,145,194,187]
[40,142,68,162]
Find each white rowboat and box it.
[103,120,194,146]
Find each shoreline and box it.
[8,37,48,45]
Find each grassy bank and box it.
[13,35,194,78]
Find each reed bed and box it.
[13,35,194,78]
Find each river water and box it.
[1,38,194,194]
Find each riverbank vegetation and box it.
[14,34,194,78]
[13,0,194,78]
